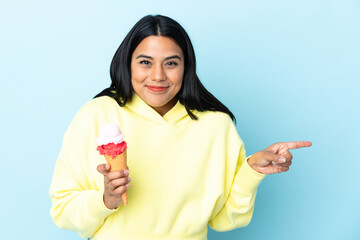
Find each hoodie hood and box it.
[125,93,189,124]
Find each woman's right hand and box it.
[97,163,131,210]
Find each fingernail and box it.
[128,178,131,182]
[279,157,286,163]
[125,184,130,188]
[124,170,129,175]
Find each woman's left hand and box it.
[247,141,312,174]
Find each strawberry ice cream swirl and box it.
[97,141,127,158]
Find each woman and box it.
[49,15,311,240]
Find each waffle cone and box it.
[104,149,128,205]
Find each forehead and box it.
[133,36,183,57]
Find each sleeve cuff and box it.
[233,156,266,193]
[87,190,117,219]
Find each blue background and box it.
[1,0,359,239]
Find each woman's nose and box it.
[151,65,165,81]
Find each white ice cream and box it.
[96,123,124,146]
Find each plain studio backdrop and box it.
[1,0,359,239]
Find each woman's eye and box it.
[166,62,178,66]
[140,60,151,65]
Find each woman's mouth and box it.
[146,85,169,92]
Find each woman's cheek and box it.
[132,69,148,83]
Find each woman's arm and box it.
[208,118,312,231]
[49,100,119,238]
[208,142,266,231]
[49,151,116,238]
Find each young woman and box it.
[49,15,311,240]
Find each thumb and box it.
[97,163,111,175]
[263,151,286,164]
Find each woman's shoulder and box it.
[191,110,236,134]
[194,110,234,125]
[68,96,120,126]
[65,96,121,134]
[77,96,119,115]
[191,110,241,144]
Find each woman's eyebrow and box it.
[136,54,182,61]
[164,55,182,61]
[136,54,153,59]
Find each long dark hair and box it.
[95,15,236,122]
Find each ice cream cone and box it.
[104,149,128,205]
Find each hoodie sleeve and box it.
[49,100,117,238]
[208,120,266,231]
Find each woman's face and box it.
[131,36,185,116]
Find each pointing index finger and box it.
[283,141,312,150]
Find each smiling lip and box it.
[146,85,169,92]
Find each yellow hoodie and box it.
[49,93,265,240]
